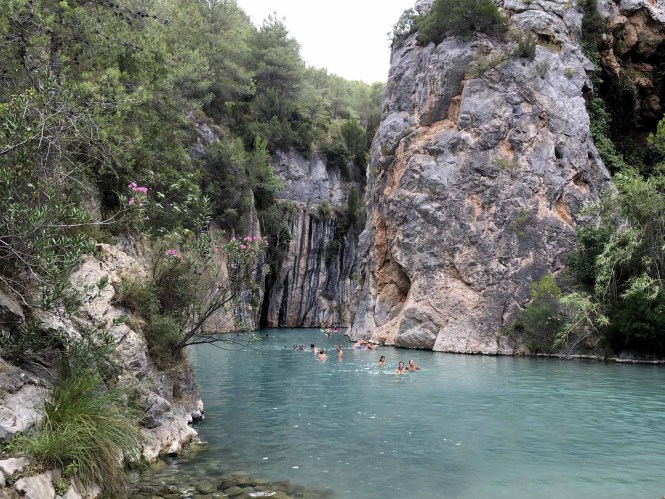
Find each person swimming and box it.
[407,359,422,371]
[318,348,328,361]
[311,344,316,353]
[336,345,344,360]
[352,340,368,350]
[378,355,386,367]
[395,361,406,374]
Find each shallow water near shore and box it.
[135,328,665,498]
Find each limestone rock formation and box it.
[350,0,615,352]
[70,244,203,460]
[0,361,47,440]
[262,151,360,327]
[261,204,357,327]
[596,0,665,120]
[14,471,55,499]
[271,151,348,206]
[0,244,203,477]
[0,292,24,330]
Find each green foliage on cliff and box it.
[0,0,381,322]
[559,0,665,356]
[512,275,565,353]
[390,8,420,48]
[566,170,665,355]
[416,0,508,45]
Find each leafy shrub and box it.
[578,0,605,51]
[391,8,420,47]
[512,31,537,59]
[17,360,140,494]
[466,53,507,78]
[0,321,65,365]
[142,315,183,369]
[0,87,97,307]
[116,231,268,365]
[114,278,159,319]
[588,96,628,173]
[417,0,508,45]
[512,275,564,353]
[317,202,333,220]
[565,168,665,355]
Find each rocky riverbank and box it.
[0,244,204,498]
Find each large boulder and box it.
[0,291,23,329]
[14,471,55,499]
[0,361,46,440]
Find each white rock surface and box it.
[0,457,31,477]
[14,471,55,499]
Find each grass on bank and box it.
[16,361,140,494]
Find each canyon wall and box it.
[262,151,360,327]
[349,0,624,352]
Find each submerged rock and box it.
[196,482,218,494]
[220,473,253,489]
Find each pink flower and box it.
[128,182,137,188]
[166,249,178,257]
[213,247,220,253]
[129,197,135,206]
[240,244,247,250]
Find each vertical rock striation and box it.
[262,151,360,327]
[350,0,616,352]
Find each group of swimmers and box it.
[376,355,422,373]
[301,338,423,374]
[319,323,342,337]
[393,359,422,374]
[293,343,345,362]
[351,339,378,351]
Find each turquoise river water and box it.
[149,328,665,498]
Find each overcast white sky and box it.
[236,0,416,84]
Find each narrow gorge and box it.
[1,0,664,496]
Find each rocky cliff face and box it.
[349,0,628,352]
[74,244,202,461]
[597,0,665,122]
[261,151,359,327]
